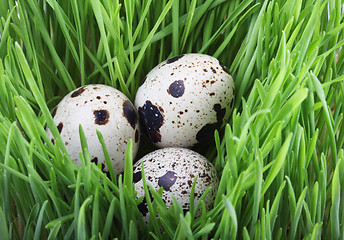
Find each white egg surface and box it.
[133,147,218,218]
[134,53,235,148]
[46,84,140,175]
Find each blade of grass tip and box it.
[129,220,138,240]
[236,109,270,160]
[102,198,116,240]
[310,222,322,240]
[140,163,160,235]
[310,182,318,225]
[47,221,61,240]
[330,158,342,239]
[96,130,116,183]
[189,176,198,218]
[310,72,337,162]
[0,7,15,57]
[33,200,48,240]
[77,196,93,240]
[194,222,215,239]
[269,180,286,231]
[305,129,319,169]
[290,187,308,240]
[126,0,175,88]
[23,203,40,239]
[124,139,133,193]
[261,133,292,196]
[224,198,237,239]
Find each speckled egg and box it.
[46,84,140,175]
[133,147,218,218]
[134,53,234,148]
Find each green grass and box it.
[0,0,344,239]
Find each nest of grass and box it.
[0,0,344,239]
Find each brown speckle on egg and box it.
[57,122,63,133]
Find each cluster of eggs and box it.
[46,53,234,219]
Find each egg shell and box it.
[46,84,140,175]
[135,53,235,148]
[133,147,218,218]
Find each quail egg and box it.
[46,84,140,175]
[133,147,218,218]
[134,53,234,148]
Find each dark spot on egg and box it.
[138,189,154,217]
[167,80,185,98]
[52,107,57,118]
[138,100,164,143]
[57,122,63,133]
[123,100,137,129]
[196,123,217,143]
[219,61,231,75]
[213,104,226,122]
[166,54,184,64]
[91,157,98,164]
[93,109,110,125]
[71,87,85,98]
[133,171,142,183]
[101,163,106,172]
[96,96,101,100]
[158,171,177,191]
[135,129,139,143]
[210,67,217,74]
[196,104,226,143]
[187,180,193,187]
